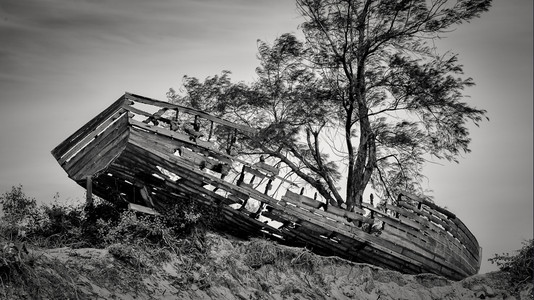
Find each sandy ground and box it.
[1,232,532,300]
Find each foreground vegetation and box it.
[0,185,531,299]
[0,185,218,298]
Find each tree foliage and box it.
[169,0,491,210]
[489,239,534,291]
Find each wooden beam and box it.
[128,203,161,215]
[86,176,93,205]
[52,96,126,159]
[124,92,257,134]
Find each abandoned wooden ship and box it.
[51,92,481,280]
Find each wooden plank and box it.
[129,127,180,155]
[398,202,452,232]
[362,203,425,232]
[385,204,440,232]
[378,229,439,266]
[130,119,216,150]
[69,125,130,180]
[127,134,197,172]
[128,203,161,215]
[221,211,259,235]
[284,224,352,254]
[274,201,434,273]
[274,201,407,260]
[412,204,478,258]
[115,152,218,207]
[326,204,366,219]
[399,192,456,219]
[219,156,296,187]
[395,202,472,258]
[449,217,480,256]
[166,179,232,207]
[366,209,474,270]
[64,112,129,173]
[379,204,479,271]
[283,190,324,209]
[180,147,206,166]
[86,177,93,205]
[52,96,126,159]
[417,204,479,260]
[294,218,333,237]
[58,109,127,165]
[222,207,280,235]
[125,92,257,134]
[279,197,356,227]
[374,215,433,247]
[243,165,268,180]
[253,162,279,176]
[124,146,204,187]
[278,229,417,274]
[262,208,298,224]
[121,102,154,118]
[123,142,243,206]
[227,193,247,204]
[286,227,396,268]
[129,125,233,166]
[380,223,475,275]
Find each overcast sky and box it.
[0,0,531,274]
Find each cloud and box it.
[0,0,291,46]
[0,0,300,87]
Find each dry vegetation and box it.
[0,185,532,299]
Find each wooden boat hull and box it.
[52,93,481,280]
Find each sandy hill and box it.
[0,232,532,300]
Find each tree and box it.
[169,0,491,211]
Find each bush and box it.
[0,186,124,248]
[244,239,321,273]
[0,185,39,239]
[489,239,533,290]
[100,199,217,258]
[0,185,218,259]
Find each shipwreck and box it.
[52,93,481,280]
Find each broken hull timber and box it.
[51,92,481,280]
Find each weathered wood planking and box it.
[52,96,127,160]
[116,131,452,276]
[272,200,428,270]
[399,193,479,256]
[62,111,128,173]
[280,224,426,275]
[68,115,131,180]
[130,119,216,150]
[58,109,128,165]
[131,117,294,186]
[386,202,479,269]
[51,92,481,281]
[362,202,478,275]
[124,93,257,134]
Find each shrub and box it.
[0,186,125,248]
[0,185,218,258]
[0,185,39,239]
[100,200,215,256]
[30,202,85,248]
[489,239,533,290]
[108,243,148,269]
[244,239,321,273]
[102,210,174,246]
